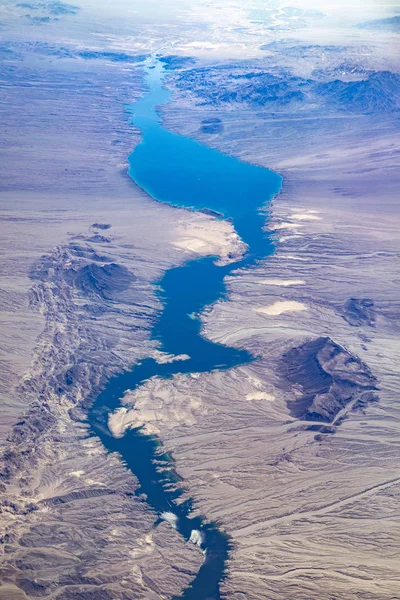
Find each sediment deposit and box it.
[1,2,400,599]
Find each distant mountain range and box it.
[358,15,400,31]
[175,66,400,114]
[316,71,400,113]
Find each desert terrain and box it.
[1,1,400,599]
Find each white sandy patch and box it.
[291,213,321,221]
[274,222,300,230]
[174,238,210,252]
[153,350,190,364]
[108,406,161,437]
[129,533,154,561]
[85,478,106,487]
[108,381,205,438]
[182,41,228,51]
[255,301,307,316]
[279,255,308,261]
[69,470,85,478]
[173,218,246,265]
[259,279,305,286]
[246,392,275,401]
[279,235,302,242]
[108,407,132,438]
[161,512,178,529]
[190,529,204,546]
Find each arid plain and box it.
[1,1,400,599]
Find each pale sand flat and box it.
[255,301,307,316]
[274,222,300,230]
[258,278,305,286]
[109,407,162,437]
[291,213,321,221]
[153,351,190,364]
[246,392,275,401]
[172,217,245,263]
[279,254,308,261]
[69,470,85,478]
[161,512,178,529]
[108,407,130,438]
[173,238,210,253]
[278,235,302,242]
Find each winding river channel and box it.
[89,61,282,599]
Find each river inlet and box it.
[89,60,282,599]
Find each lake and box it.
[88,60,282,600]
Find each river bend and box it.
[89,61,282,600]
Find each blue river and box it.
[89,61,282,599]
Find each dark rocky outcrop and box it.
[31,245,136,302]
[341,297,376,327]
[66,262,136,300]
[91,223,111,230]
[56,590,115,600]
[87,234,111,244]
[76,51,145,63]
[316,71,400,113]
[66,245,109,261]
[174,64,400,114]
[176,67,308,108]
[159,55,196,70]
[281,337,378,423]
[200,208,223,218]
[200,118,224,134]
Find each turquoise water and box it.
[89,61,282,599]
